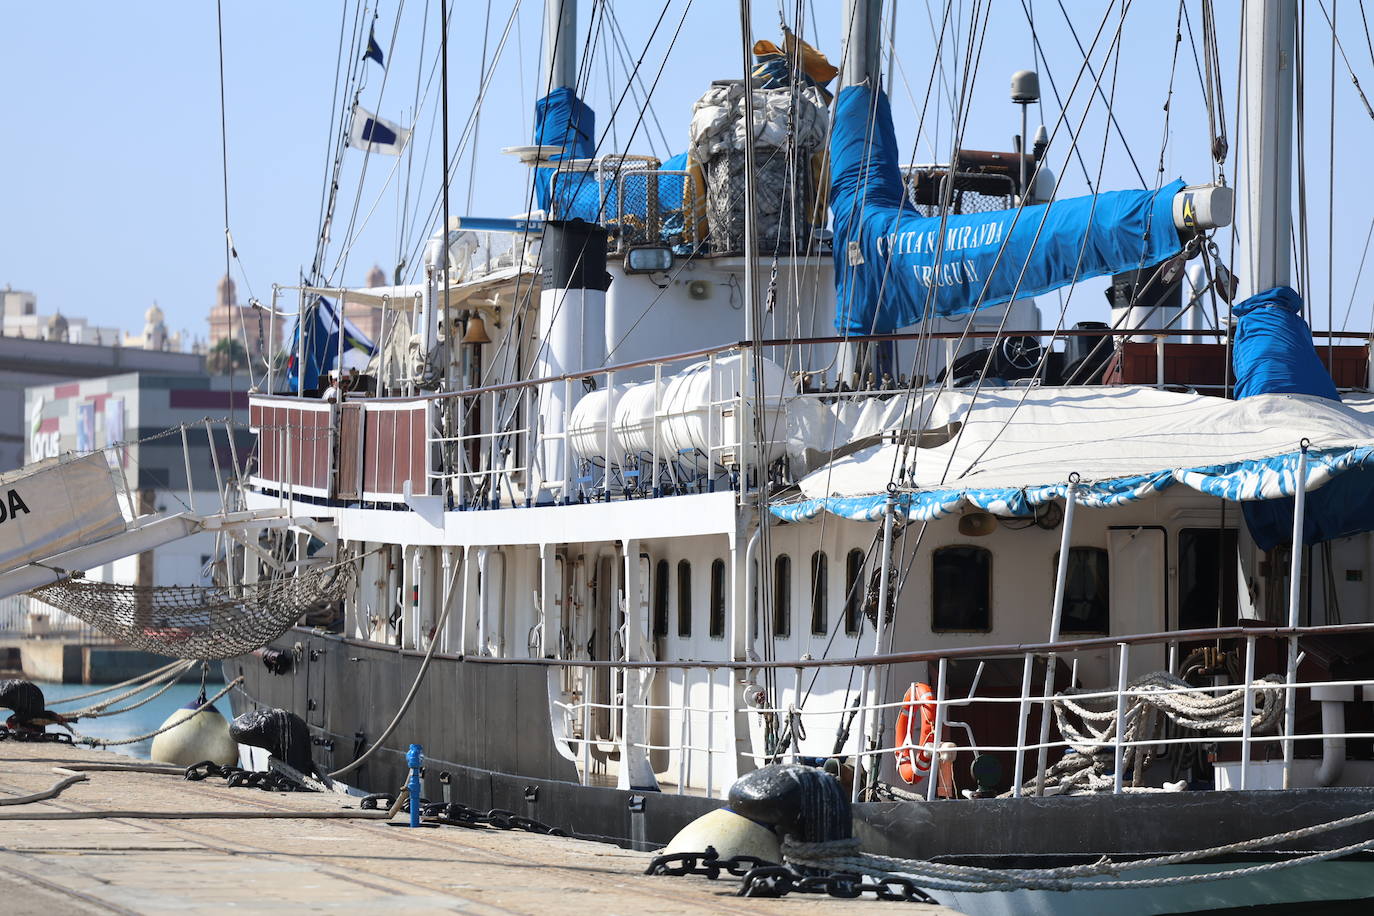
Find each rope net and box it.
[28,560,354,660]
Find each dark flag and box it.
[364,25,385,68]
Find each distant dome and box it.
[145,302,164,323]
[217,274,236,307]
[46,312,69,340]
[366,264,387,288]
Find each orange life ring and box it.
[894,682,937,784]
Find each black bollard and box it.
[727,764,852,843]
[229,708,314,775]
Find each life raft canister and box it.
[894,682,937,784]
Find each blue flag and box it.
[285,297,376,393]
[364,25,385,67]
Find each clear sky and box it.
[1,1,1370,346]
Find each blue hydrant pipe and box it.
[407,743,423,828]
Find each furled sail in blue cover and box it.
[830,85,1185,333]
[1232,286,1359,548]
[1232,286,1340,401]
[533,87,596,214]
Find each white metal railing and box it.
[244,327,1374,513]
[479,620,1374,800]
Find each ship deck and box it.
[0,741,959,915]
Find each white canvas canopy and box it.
[775,387,1374,523]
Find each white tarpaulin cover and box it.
[774,387,1374,523]
[0,452,127,574]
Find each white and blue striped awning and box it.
[773,388,1374,524]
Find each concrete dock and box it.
[0,742,957,914]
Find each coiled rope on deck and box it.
[1009,671,1285,796]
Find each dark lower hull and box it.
[227,629,718,847]
[231,629,1374,878]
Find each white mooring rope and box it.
[782,803,1374,892]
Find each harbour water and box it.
[40,678,225,760]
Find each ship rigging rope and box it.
[882,0,1130,494]
[27,557,357,661]
[779,801,1374,892]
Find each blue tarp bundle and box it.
[533,88,596,214]
[829,85,1184,333]
[1232,286,1340,401]
[1230,286,1360,548]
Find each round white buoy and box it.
[660,807,782,863]
[150,702,239,767]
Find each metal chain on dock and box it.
[184,760,313,793]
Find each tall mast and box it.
[841,0,882,90]
[533,0,604,502]
[836,0,883,385]
[543,0,577,92]
[1242,0,1297,295]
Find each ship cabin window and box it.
[810,551,828,635]
[845,548,865,635]
[932,545,991,631]
[653,559,669,638]
[677,559,692,637]
[709,559,726,638]
[1178,528,1239,630]
[1052,547,1110,634]
[774,554,792,637]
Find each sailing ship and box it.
[99,0,1374,910]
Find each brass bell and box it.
[461,314,492,345]
[957,511,998,537]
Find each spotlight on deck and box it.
[624,246,674,274]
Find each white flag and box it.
[348,104,411,156]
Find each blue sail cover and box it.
[1230,286,1364,548]
[533,88,595,214]
[830,86,1185,333]
[1232,286,1340,400]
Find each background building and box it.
[208,274,278,367]
[339,264,388,343]
[23,373,255,614]
[2,285,123,345]
[0,337,204,472]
